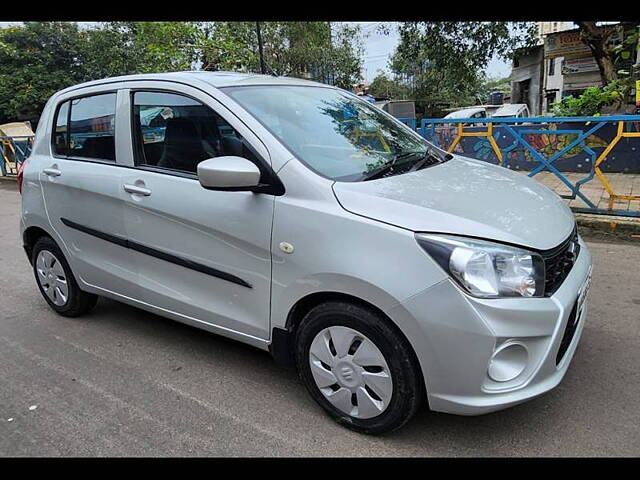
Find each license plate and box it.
[576,268,592,318]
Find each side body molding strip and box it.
[60,217,252,289]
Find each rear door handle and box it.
[123,184,152,196]
[43,167,61,177]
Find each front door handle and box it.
[43,167,61,177]
[123,184,152,196]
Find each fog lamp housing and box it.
[487,342,528,382]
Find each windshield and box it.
[222,85,447,182]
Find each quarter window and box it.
[68,93,117,161]
[131,91,258,175]
[52,101,70,156]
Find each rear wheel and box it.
[32,236,98,317]
[295,301,424,434]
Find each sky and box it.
[352,22,511,83]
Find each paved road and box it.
[1,178,639,456]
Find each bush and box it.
[550,80,628,117]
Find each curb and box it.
[576,212,640,244]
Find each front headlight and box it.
[416,234,545,298]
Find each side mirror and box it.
[197,156,261,191]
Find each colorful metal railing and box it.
[419,115,640,217]
[397,117,417,130]
[0,135,34,176]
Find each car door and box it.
[120,86,275,341]
[40,88,139,297]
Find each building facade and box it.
[537,22,574,113]
[509,45,544,116]
[514,22,640,114]
[537,22,574,44]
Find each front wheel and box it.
[295,301,424,434]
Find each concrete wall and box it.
[510,48,543,116]
[543,57,564,113]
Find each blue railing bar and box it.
[501,123,597,209]
[519,129,594,135]
[574,146,598,193]
[528,122,607,177]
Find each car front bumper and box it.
[390,236,592,416]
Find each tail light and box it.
[17,160,26,194]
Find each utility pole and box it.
[256,21,266,75]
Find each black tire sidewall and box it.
[295,301,423,435]
[32,237,85,315]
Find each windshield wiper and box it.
[409,151,453,173]
[361,151,427,181]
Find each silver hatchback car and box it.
[19,72,592,434]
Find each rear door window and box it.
[68,93,117,161]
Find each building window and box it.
[548,58,555,76]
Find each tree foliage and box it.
[367,72,412,99]
[84,22,200,76]
[389,22,537,107]
[551,80,628,116]
[0,22,87,125]
[199,22,363,89]
[0,21,364,126]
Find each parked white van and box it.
[492,103,531,120]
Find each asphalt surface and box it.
[1,178,639,456]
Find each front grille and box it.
[540,227,580,296]
[556,299,579,365]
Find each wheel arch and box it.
[23,225,53,264]
[270,291,426,398]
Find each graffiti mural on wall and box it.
[430,121,640,173]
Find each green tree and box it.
[198,22,259,72]
[477,75,511,103]
[84,22,200,77]
[368,72,412,99]
[551,80,627,116]
[0,22,87,125]
[0,21,364,126]
[389,22,537,107]
[573,21,638,98]
[198,22,363,89]
[575,22,619,85]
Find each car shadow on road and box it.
[80,296,615,456]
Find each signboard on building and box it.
[562,56,599,74]
[545,31,592,58]
[636,80,640,107]
[545,26,622,59]
[564,80,603,91]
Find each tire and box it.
[32,236,98,317]
[295,301,424,435]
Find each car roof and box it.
[444,107,486,119]
[57,71,332,95]
[492,103,528,117]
